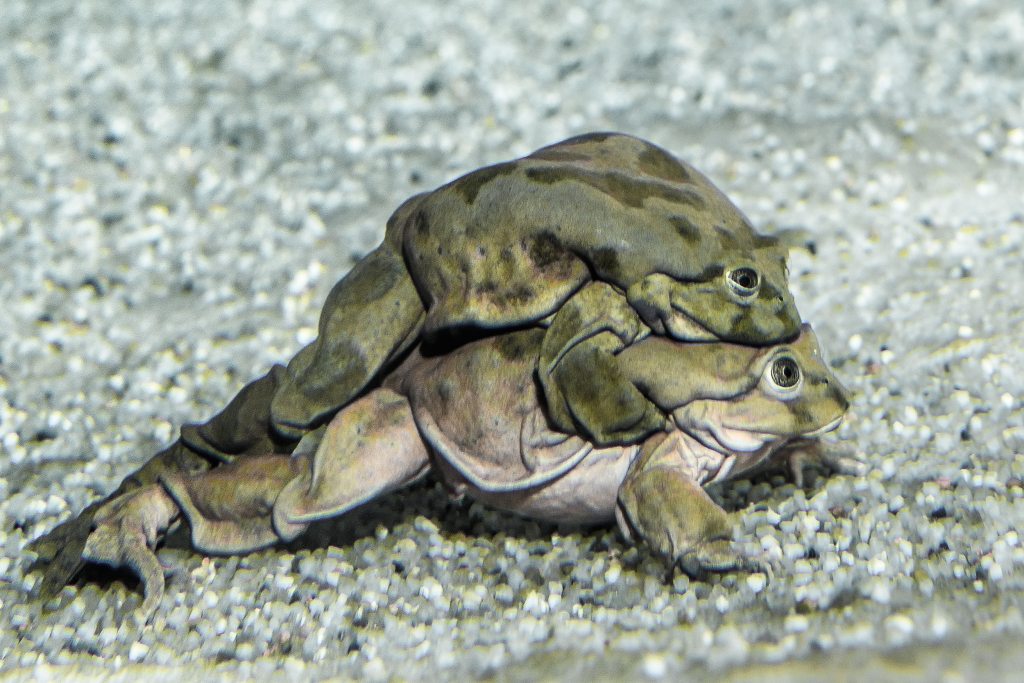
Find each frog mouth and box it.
[662,306,719,342]
[804,415,844,437]
[694,414,844,454]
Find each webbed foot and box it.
[781,439,867,488]
[29,441,215,602]
[81,485,179,622]
[27,507,98,602]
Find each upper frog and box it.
[270,132,801,438]
[400,132,800,345]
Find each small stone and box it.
[784,614,809,633]
[641,652,668,678]
[128,642,149,662]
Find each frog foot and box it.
[781,439,867,488]
[81,485,179,622]
[676,538,769,578]
[27,508,97,602]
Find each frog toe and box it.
[79,485,179,620]
[27,511,95,600]
[82,516,166,622]
[676,539,770,579]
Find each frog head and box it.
[670,324,850,454]
[626,242,800,346]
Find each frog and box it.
[28,132,802,599]
[78,301,849,620]
[271,132,800,441]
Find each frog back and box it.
[394,133,782,335]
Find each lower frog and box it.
[79,322,850,619]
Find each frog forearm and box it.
[546,333,667,445]
[617,434,747,576]
[537,282,662,445]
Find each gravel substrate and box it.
[2,0,1023,680]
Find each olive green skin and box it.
[28,132,802,599]
[403,132,799,339]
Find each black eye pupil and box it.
[771,358,800,388]
[729,268,759,294]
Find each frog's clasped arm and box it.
[538,282,666,446]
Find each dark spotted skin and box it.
[403,132,794,335]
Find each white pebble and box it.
[784,614,809,633]
[128,642,149,662]
[642,653,668,678]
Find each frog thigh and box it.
[537,282,666,445]
[161,454,307,554]
[270,243,426,438]
[273,388,431,539]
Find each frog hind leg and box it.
[30,220,425,598]
[161,388,430,553]
[81,484,181,622]
[84,386,430,619]
[270,241,426,440]
[29,363,295,601]
[28,438,213,603]
[273,388,431,540]
[160,454,307,554]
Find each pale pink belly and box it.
[437,444,639,526]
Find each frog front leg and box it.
[616,432,765,578]
[538,282,666,446]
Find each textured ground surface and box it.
[2,0,1023,680]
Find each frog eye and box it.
[769,356,801,390]
[727,267,760,296]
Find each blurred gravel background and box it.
[2,0,1023,680]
